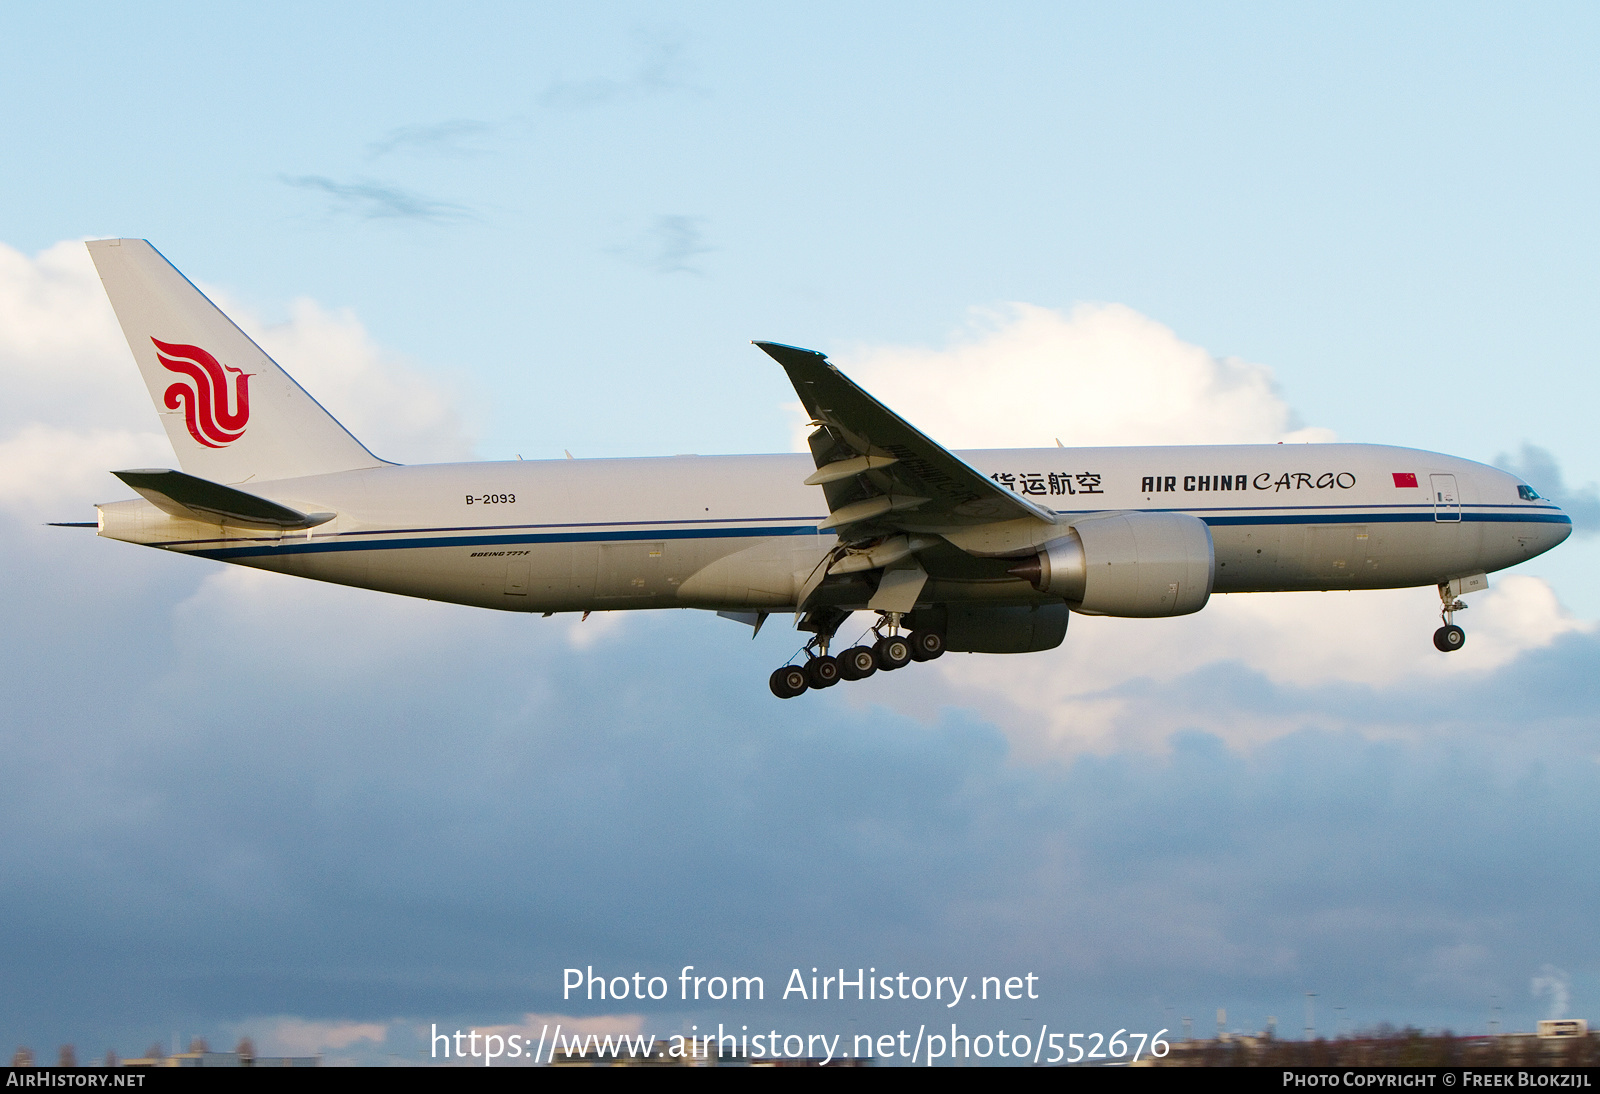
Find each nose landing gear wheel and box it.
[1433,624,1466,652]
[770,665,809,698]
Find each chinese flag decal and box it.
[1392,472,1419,488]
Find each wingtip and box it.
[752,340,829,366]
[752,339,822,351]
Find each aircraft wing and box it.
[755,341,1057,544]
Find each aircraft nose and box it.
[1551,507,1573,547]
[1526,502,1573,557]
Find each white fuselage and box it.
[96,443,1571,614]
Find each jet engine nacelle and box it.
[1011,511,1215,617]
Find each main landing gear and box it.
[1433,583,1467,653]
[768,612,945,699]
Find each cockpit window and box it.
[1518,484,1542,501]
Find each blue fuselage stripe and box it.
[1199,511,1570,527]
[192,524,820,560]
[177,507,1570,561]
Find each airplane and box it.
[67,239,1572,698]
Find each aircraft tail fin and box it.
[86,239,388,484]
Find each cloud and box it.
[281,175,471,221]
[539,28,706,109]
[366,120,494,160]
[609,215,712,275]
[0,239,152,433]
[225,1012,647,1066]
[858,576,1594,761]
[467,1012,645,1040]
[0,423,171,516]
[433,1012,646,1066]
[1,521,1597,1048]
[1530,966,1571,1020]
[235,296,474,465]
[1,565,1595,1045]
[4,247,1596,1053]
[0,240,171,515]
[564,609,629,650]
[799,305,1590,760]
[818,302,1334,451]
[1496,444,1599,536]
[216,1012,656,1066]
[250,1017,387,1057]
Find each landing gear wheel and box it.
[769,665,810,698]
[875,634,912,671]
[806,656,841,689]
[908,630,945,662]
[837,645,878,681]
[1433,624,1466,653]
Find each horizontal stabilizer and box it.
[113,468,334,529]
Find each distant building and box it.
[1142,1024,1596,1068]
[118,1050,319,1067]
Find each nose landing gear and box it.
[1433,582,1468,653]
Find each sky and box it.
[1,1,1597,1066]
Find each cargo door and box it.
[596,541,664,598]
[1306,524,1362,585]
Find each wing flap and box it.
[803,453,899,486]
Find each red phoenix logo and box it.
[153,338,251,447]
